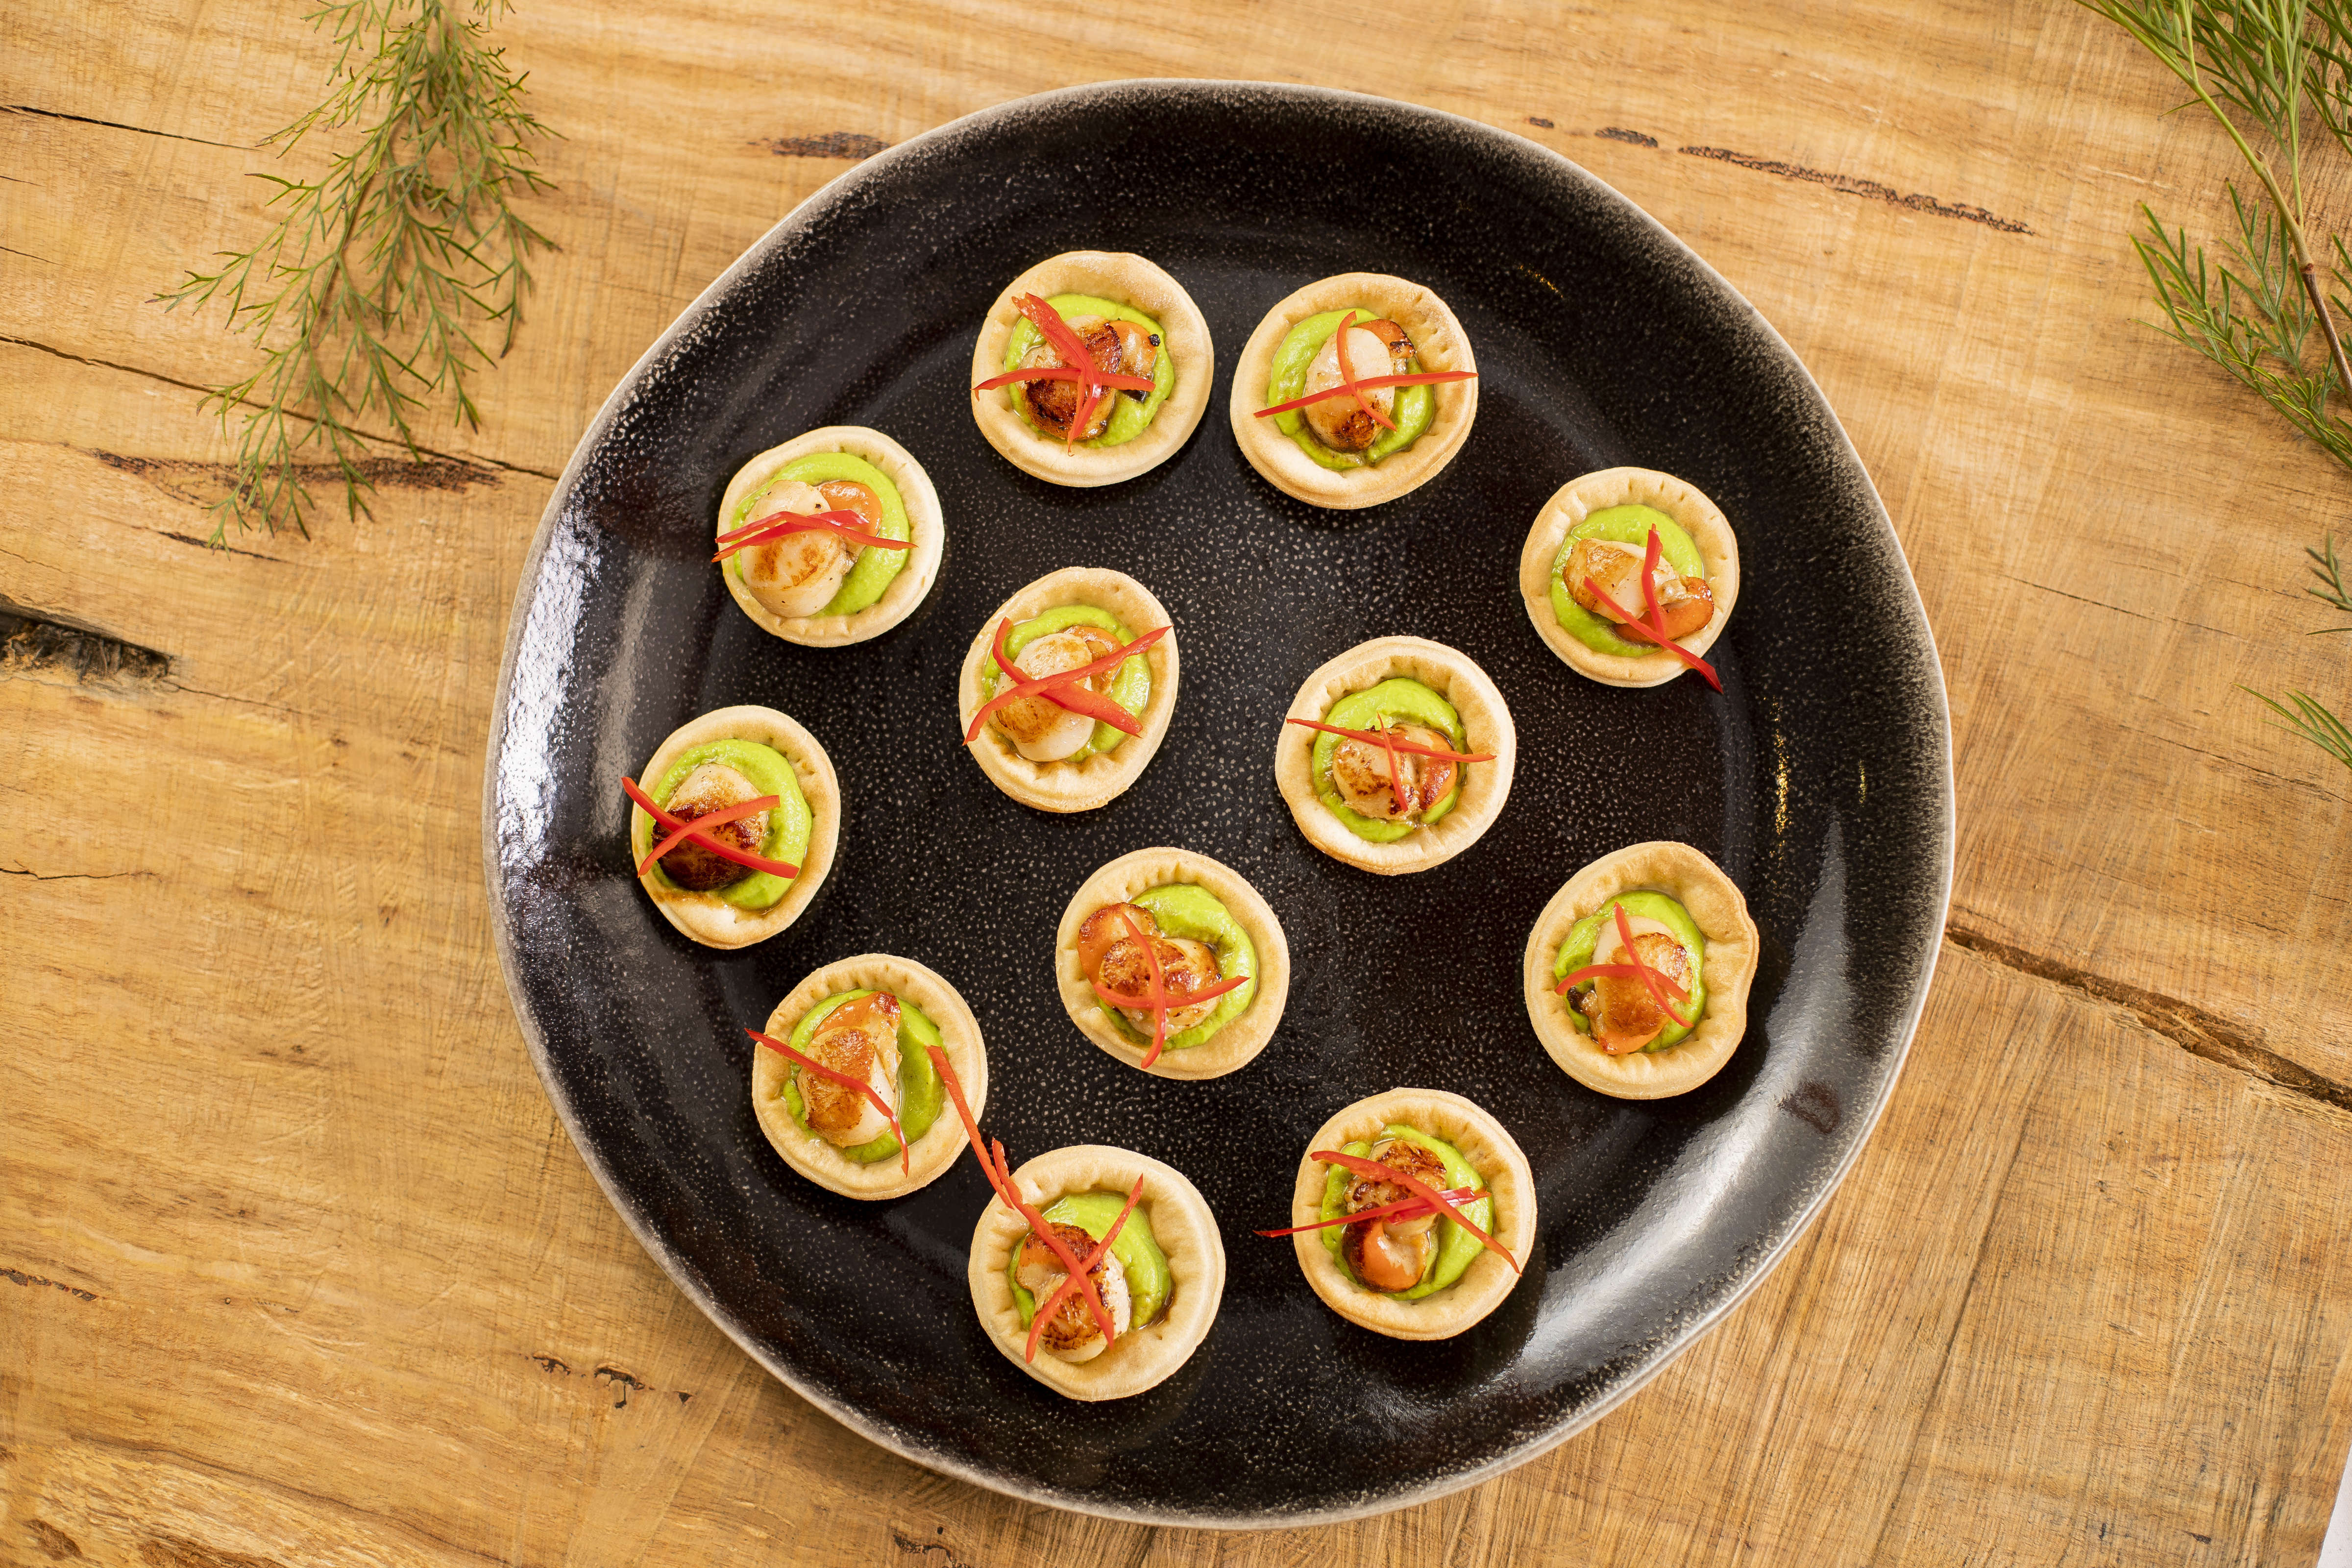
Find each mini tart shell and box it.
[956,567,1179,813]
[717,426,945,647]
[628,705,840,950]
[1053,846,1293,1081]
[969,251,1214,487]
[1288,1088,1536,1342]
[1519,466,1741,686]
[1521,841,1761,1099]
[750,954,988,1201]
[1274,635,1517,875]
[1227,272,1478,510]
[967,1144,1226,1401]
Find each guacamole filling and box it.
[1549,504,1708,658]
[1265,308,1436,471]
[634,737,811,910]
[1311,677,1466,844]
[777,989,945,1163]
[1093,883,1257,1053]
[1319,1125,1492,1299]
[1009,1190,1173,1330]
[1003,293,1176,449]
[1553,890,1710,1052]
[980,604,1152,762]
[725,451,912,618]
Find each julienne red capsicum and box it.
[1252,1186,1483,1236]
[745,1027,911,1176]
[1579,526,1723,692]
[621,776,800,880]
[1284,716,1494,814]
[712,508,912,564]
[1086,906,1251,1069]
[971,294,1157,453]
[1263,1149,1519,1274]
[1251,308,1478,421]
[1555,902,1697,1037]
[963,619,1169,746]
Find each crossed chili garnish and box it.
[713,508,910,563]
[1088,906,1252,1070]
[963,619,1169,745]
[622,777,800,880]
[924,1043,1147,1363]
[1251,309,1477,425]
[972,294,1158,452]
[1555,903,1695,1049]
[1255,1151,1519,1274]
[1285,717,1495,810]
[1578,526,1722,692]
[746,1025,911,1176]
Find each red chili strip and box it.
[747,1028,909,1176]
[1326,311,1396,433]
[1254,370,1478,419]
[1284,717,1495,763]
[963,620,1167,744]
[622,777,800,879]
[1253,1186,1483,1237]
[713,507,909,562]
[974,367,1154,393]
[1581,574,1721,691]
[1311,1151,1520,1274]
[1004,293,1156,453]
[1614,903,1695,1029]
[1024,1174,1146,1364]
[636,792,777,875]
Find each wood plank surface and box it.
[7,0,2352,1562]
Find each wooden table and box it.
[8,1,2352,1561]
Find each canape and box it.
[715,426,944,646]
[1519,466,1740,688]
[1521,841,1761,1099]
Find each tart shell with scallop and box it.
[750,953,988,1200]
[1519,466,1741,686]
[967,1144,1226,1401]
[956,566,1179,813]
[1274,635,1516,875]
[627,705,840,950]
[1287,1088,1536,1342]
[1053,846,1292,1081]
[1521,840,1761,1099]
[717,426,945,647]
[969,251,1214,487]
[1228,271,1478,510]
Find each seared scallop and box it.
[1016,1219,1134,1362]
[990,624,1125,763]
[1302,319,1414,452]
[738,479,857,619]
[654,762,772,891]
[1095,933,1222,1034]
[1022,316,1159,440]
[800,992,902,1145]
[1577,923,1695,1054]
[1565,537,1714,640]
[1329,724,1458,822]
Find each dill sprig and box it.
[162,0,552,542]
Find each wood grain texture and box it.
[7,0,2352,1561]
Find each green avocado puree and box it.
[1002,293,1176,449]
[1264,308,1436,470]
[1008,1190,1173,1330]
[979,604,1152,761]
[776,989,945,1164]
[1312,677,1466,843]
[1548,505,1707,658]
[725,451,912,618]
[1319,1125,1492,1300]
[1096,883,1257,1053]
[1552,890,1709,1051]
[633,737,810,911]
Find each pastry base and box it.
[628,705,840,949]
[1053,846,1292,1080]
[1287,1089,1536,1341]
[1521,841,1761,1099]
[956,567,1179,813]
[1273,636,1516,875]
[750,953,988,1200]
[969,252,1214,487]
[1227,272,1478,509]
[716,426,945,647]
[967,1145,1225,1401]
[1518,466,1741,686]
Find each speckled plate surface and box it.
[484,80,1953,1527]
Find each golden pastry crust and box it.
[1521,841,1761,1099]
[750,954,988,1200]
[1288,1089,1536,1341]
[1519,466,1741,686]
[956,567,1179,813]
[1053,847,1292,1081]
[716,426,946,647]
[1228,272,1478,509]
[967,1145,1225,1401]
[969,251,1214,487]
[1273,636,1516,875]
[628,705,839,949]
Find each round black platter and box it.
[484,80,1954,1527]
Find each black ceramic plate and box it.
[485,80,1953,1526]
